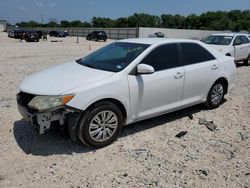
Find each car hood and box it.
[20,61,114,95]
[206,44,231,54]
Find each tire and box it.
[243,54,250,66]
[77,101,123,148]
[205,81,225,109]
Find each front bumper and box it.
[17,102,68,134]
[16,92,81,140]
[17,103,37,126]
[17,92,69,134]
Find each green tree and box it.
[127,13,160,27]
[114,17,128,27]
[60,20,70,27]
[92,17,115,28]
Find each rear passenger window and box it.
[140,43,180,71]
[181,43,215,65]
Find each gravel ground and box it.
[0,32,249,188]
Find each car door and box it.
[180,42,219,106]
[128,43,184,120]
[233,36,245,60]
[239,36,250,59]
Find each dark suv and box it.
[49,31,66,37]
[86,31,107,42]
[24,31,40,42]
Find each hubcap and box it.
[211,84,224,105]
[89,110,118,143]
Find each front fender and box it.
[64,75,131,122]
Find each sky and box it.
[0,0,250,24]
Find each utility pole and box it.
[41,14,44,24]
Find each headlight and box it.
[28,95,74,111]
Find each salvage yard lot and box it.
[0,32,249,187]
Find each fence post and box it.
[136,27,139,38]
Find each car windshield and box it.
[203,35,233,45]
[77,42,150,72]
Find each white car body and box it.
[17,38,236,145]
[204,33,250,62]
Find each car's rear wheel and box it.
[205,81,225,109]
[77,101,123,147]
[243,54,250,66]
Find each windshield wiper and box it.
[75,59,96,69]
[83,64,96,69]
[75,58,81,63]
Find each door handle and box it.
[211,64,218,70]
[174,72,183,79]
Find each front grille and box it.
[17,92,36,108]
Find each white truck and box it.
[204,33,250,66]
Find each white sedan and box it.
[17,38,236,147]
[203,33,250,65]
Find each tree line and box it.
[15,10,250,32]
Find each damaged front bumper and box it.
[17,102,68,134]
[16,93,81,140]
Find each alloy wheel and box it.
[89,110,118,143]
[211,83,224,105]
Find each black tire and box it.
[205,81,225,109]
[77,101,123,148]
[243,55,250,66]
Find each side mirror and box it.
[137,64,154,74]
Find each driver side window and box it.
[233,36,242,46]
[140,43,180,71]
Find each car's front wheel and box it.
[205,81,225,109]
[77,101,123,147]
[243,54,250,66]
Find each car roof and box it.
[210,33,249,37]
[119,38,200,45]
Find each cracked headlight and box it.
[28,95,74,111]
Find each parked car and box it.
[24,31,40,42]
[35,30,43,39]
[8,29,16,38]
[86,31,107,41]
[17,38,236,147]
[8,29,24,39]
[148,32,165,38]
[49,31,66,37]
[203,33,250,65]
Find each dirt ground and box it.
[0,32,249,188]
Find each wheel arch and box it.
[85,98,128,123]
[214,77,229,94]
